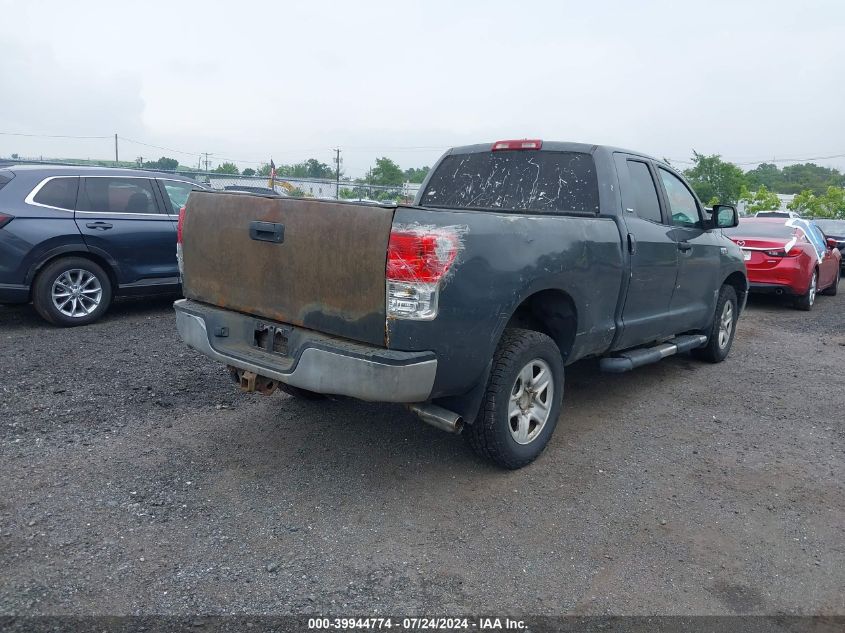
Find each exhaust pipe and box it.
[408,403,464,434]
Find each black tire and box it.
[794,270,817,311]
[821,267,839,296]
[465,328,564,469]
[693,285,738,363]
[32,257,113,326]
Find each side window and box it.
[160,180,197,213]
[626,160,662,223]
[658,168,701,228]
[78,178,159,214]
[32,177,79,210]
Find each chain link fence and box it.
[0,157,422,203]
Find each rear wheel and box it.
[821,267,839,296]
[795,270,817,310]
[693,285,738,363]
[32,257,113,326]
[465,328,564,469]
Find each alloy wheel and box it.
[718,300,734,349]
[51,269,103,318]
[508,358,554,445]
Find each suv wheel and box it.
[32,257,113,326]
[465,328,564,469]
[693,284,738,363]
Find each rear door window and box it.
[31,177,79,210]
[159,180,200,213]
[78,178,160,214]
[626,161,662,223]
[421,150,599,214]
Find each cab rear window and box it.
[421,150,599,214]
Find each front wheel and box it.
[465,328,564,469]
[795,270,817,311]
[32,257,113,326]
[693,285,738,363]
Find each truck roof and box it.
[445,140,663,165]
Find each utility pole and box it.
[114,134,119,164]
[333,147,341,198]
[203,152,210,172]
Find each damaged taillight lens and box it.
[387,230,459,283]
[386,227,461,320]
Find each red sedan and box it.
[723,218,841,310]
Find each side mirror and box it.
[712,204,739,229]
[826,237,839,249]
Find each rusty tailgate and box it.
[181,193,394,346]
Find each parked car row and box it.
[1,163,843,328]
[0,166,207,325]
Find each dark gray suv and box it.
[0,165,207,326]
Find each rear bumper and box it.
[174,299,437,402]
[0,283,29,304]
[749,282,799,296]
[746,260,807,295]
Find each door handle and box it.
[249,221,285,243]
[677,241,692,252]
[85,221,113,230]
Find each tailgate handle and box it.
[249,221,285,243]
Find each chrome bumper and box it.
[174,299,437,402]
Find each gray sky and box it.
[1,0,844,177]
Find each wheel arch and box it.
[434,287,579,426]
[29,250,118,293]
[503,288,579,363]
[722,270,748,312]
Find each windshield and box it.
[420,150,599,214]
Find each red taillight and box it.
[492,139,543,151]
[177,206,186,243]
[765,249,802,257]
[387,229,460,283]
[0,212,13,229]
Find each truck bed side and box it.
[387,206,625,399]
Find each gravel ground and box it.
[1,290,843,617]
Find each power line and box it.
[0,131,111,139]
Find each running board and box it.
[599,334,708,373]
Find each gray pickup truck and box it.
[174,140,748,468]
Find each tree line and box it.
[679,151,845,219]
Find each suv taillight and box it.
[0,212,13,229]
[386,226,462,321]
[177,206,186,244]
